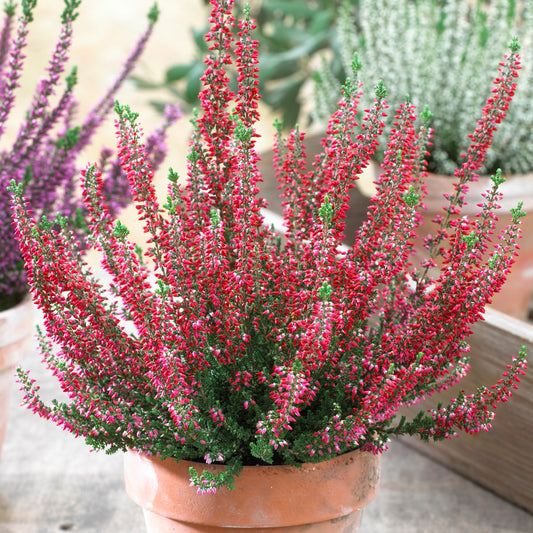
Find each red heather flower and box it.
[11,0,527,493]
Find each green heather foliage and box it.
[314,0,533,175]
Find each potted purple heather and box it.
[0,0,180,458]
[9,0,528,531]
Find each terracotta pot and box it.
[418,167,533,320]
[354,161,533,319]
[124,449,380,532]
[0,295,34,458]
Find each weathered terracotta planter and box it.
[0,295,34,458]
[354,162,533,319]
[124,449,380,532]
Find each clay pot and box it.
[347,162,533,320]
[124,449,380,532]
[0,295,34,458]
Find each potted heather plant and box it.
[0,0,179,457]
[10,1,528,531]
[314,0,533,319]
[315,0,533,176]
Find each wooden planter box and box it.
[402,308,533,513]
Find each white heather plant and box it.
[10,0,528,494]
[314,0,533,175]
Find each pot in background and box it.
[418,168,533,320]
[259,136,533,320]
[0,295,34,458]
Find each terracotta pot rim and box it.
[137,446,368,471]
[0,293,31,318]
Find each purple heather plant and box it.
[0,0,180,310]
[10,0,528,494]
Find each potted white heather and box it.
[315,0,533,175]
[10,1,528,531]
[314,0,533,319]
[0,0,179,458]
